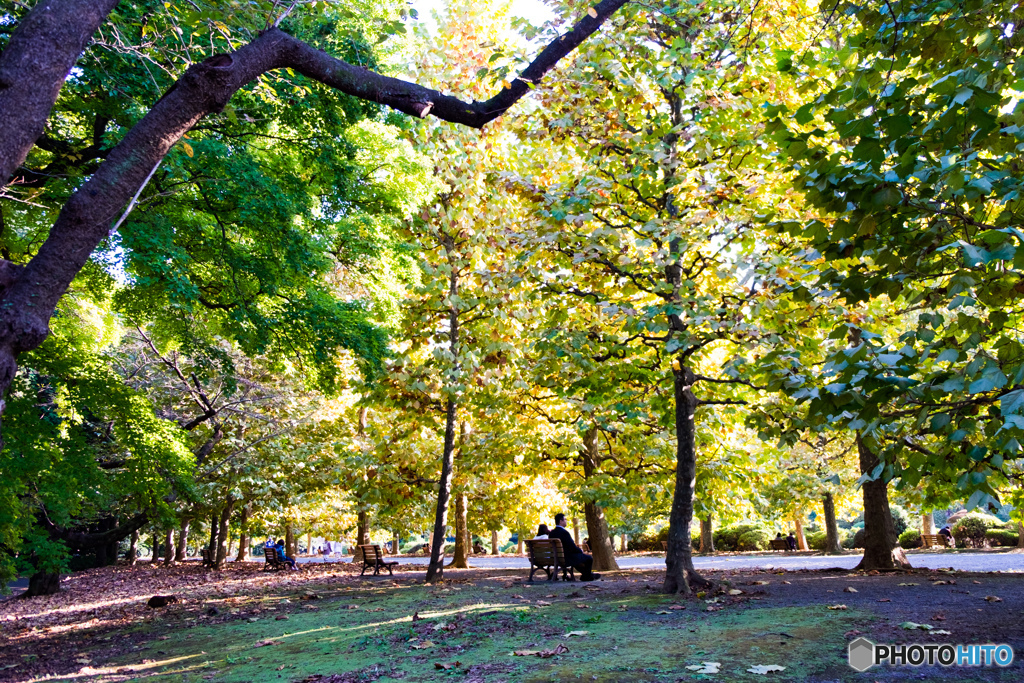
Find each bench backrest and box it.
[525,539,566,565]
[922,534,949,546]
[359,544,383,562]
[769,539,788,549]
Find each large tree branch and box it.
[0,2,629,357]
[0,0,120,186]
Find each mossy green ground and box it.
[100,577,865,682]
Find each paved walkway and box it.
[297,550,1024,573]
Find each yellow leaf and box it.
[182,142,194,157]
[587,7,598,18]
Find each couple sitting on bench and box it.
[534,513,600,581]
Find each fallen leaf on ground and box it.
[898,583,919,586]
[827,604,848,610]
[877,598,891,602]
[753,581,770,585]
[654,610,671,615]
[932,580,951,585]
[535,600,551,606]
[728,589,743,596]
[564,631,589,637]
[575,603,590,609]
[434,661,460,670]
[844,587,857,593]
[512,644,569,658]
[900,622,933,630]
[669,604,686,610]
[411,641,435,650]
[932,629,952,635]
[346,605,359,610]
[275,615,289,621]
[972,580,982,585]
[985,595,1002,602]
[845,630,864,637]
[747,664,785,674]
[782,581,791,585]
[253,640,278,648]
[686,662,721,674]
[511,594,525,599]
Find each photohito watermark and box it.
[848,638,1015,672]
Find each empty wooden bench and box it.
[921,533,952,549]
[525,539,575,582]
[769,539,791,552]
[359,544,398,576]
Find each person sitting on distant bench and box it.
[939,526,953,543]
[275,540,298,570]
[786,532,797,551]
[473,539,485,554]
[549,513,599,581]
[533,524,549,540]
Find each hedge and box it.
[898,529,922,549]
[951,513,1005,548]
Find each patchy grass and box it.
[3,564,1023,682]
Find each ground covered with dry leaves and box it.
[1,560,1022,682]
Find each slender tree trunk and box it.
[394,530,401,556]
[823,492,842,554]
[700,515,715,554]
[175,520,190,562]
[235,502,250,562]
[572,517,580,545]
[163,528,175,565]
[450,492,470,568]
[1017,521,1024,549]
[855,434,911,570]
[215,502,234,568]
[922,511,934,536]
[425,394,457,583]
[582,427,619,571]
[516,528,524,555]
[794,517,808,551]
[207,512,219,560]
[663,365,711,594]
[127,529,139,565]
[151,530,161,564]
[491,529,499,555]
[620,534,627,552]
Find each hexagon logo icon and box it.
[848,637,875,672]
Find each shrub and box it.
[806,531,827,551]
[898,529,922,549]
[714,523,770,551]
[627,534,662,552]
[985,529,1019,547]
[889,505,913,537]
[952,513,1004,548]
[736,528,771,551]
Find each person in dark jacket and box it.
[275,539,298,570]
[786,532,797,550]
[548,513,599,581]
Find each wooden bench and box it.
[359,544,398,576]
[263,546,289,571]
[201,547,216,568]
[922,533,952,549]
[525,539,575,582]
[769,539,791,552]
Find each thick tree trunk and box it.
[285,523,295,559]
[425,394,457,583]
[450,492,470,568]
[855,434,911,570]
[356,511,370,546]
[174,520,190,562]
[491,529,499,555]
[151,530,161,563]
[24,571,60,597]
[922,511,934,536]
[663,365,711,594]
[127,529,139,565]
[235,503,250,561]
[582,427,619,571]
[700,515,715,554]
[163,528,175,565]
[822,492,843,554]
[215,501,235,568]
[794,517,808,551]
[1018,521,1024,549]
